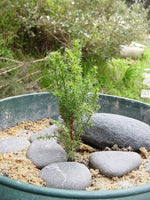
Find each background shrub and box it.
[0,0,149,58]
[0,0,149,101]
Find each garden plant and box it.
[41,41,100,160]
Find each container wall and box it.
[0,93,58,130]
[97,94,150,125]
[0,92,150,130]
[0,93,150,200]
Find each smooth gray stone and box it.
[83,113,150,151]
[0,137,30,153]
[30,125,59,142]
[40,162,91,190]
[89,151,142,177]
[26,140,67,168]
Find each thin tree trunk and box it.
[70,118,74,140]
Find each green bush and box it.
[0,0,149,101]
[0,36,14,58]
[0,0,149,59]
[95,56,145,101]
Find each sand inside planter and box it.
[0,118,150,191]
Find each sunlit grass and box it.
[93,47,150,104]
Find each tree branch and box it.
[0,57,23,64]
[0,64,24,75]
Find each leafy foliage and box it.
[0,0,149,58]
[0,0,149,104]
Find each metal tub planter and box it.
[0,92,150,200]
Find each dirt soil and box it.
[0,118,150,191]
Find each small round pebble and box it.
[0,137,30,153]
[30,125,59,142]
[26,139,67,168]
[40,162,91,190]
[89,151,142,177]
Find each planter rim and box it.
[0,92,150,107]
[1,175,150,199]
[0,92,150,199]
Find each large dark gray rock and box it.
[26,140,67,168]
[30,125,59,142]
[83,113,150,151]
[89,151,142,177]
[40,162,91,190]
[0,137,30,153]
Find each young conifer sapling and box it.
[46,41,100,160]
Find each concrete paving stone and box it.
[143,73,150,88]
[143,73,150,79]
[141,90,150,98]
[143,79,150,88]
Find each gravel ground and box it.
[0,118,150,191]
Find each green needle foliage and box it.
[46,40,100,160]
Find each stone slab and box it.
[143,79,150,88]
[143,73,150,88]
[141,90,150,98]
[120,45,144,59]
[143,73,150,79]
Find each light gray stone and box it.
[40,162,91,190]
[141,90,150,99]
[89,151,142,177]
[143,79,150,88]
[0,137,30,154]
[120,45,144,59]
[143,73,150,88]
[30,125,59,142]
[83,113,150,151]
[26,140,67,168]
[143,73,150,80]
[129,42,145,49]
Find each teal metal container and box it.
[0,92,150,200]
